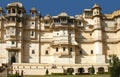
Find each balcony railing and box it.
[106,38,119,42]
[40,38,52,42]
[76,38,94,42]
[5,22,16,27]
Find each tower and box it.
[5,2,26,64]
[92,4,105,63]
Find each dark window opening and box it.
[57,33,59,35]
[80,50,82,54]
[79,21,81,25]
[56,48,58,52]
[45,50,48,55]
[91,50,93,54]
[70,47,72,52]
[12,17,15,22]
[31,31,34,36]
[32,22,34,25]
[12,41,15,45]
[54,19,60,23]
[18,10,21,14]
[68,19,73,24]
[45,21,48,24]
[11,56,16,64]
[61,17,66,21]
[32,50,35,54]
[12,8,15,13]
[63,47,66,51]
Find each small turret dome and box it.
[58,12,69,17]
[75,15,83,20]
[7,2,23,8]
[30,7,37,13]
[92,4,101,10]
[0,7,3,11]
[44,14,51,20]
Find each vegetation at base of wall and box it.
[97,72,110,74]
[25,74,110,77]
[10,74,21,77]
[89,66,95,75]
[51,73,67,75]
[109,55,120,77]
[75,73,90,75]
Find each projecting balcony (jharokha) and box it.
[40,38,52,42]
[59,52,75,58]
[76,37,103,43]
[52,23,75,28]
[106,38,119,43]
[6,45,21,50]
[5,22,16,27]
[76,38,94,43]
[51,39,70,45]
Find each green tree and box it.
[90,66,95,75]
[109,55,120,77]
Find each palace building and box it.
[0,2,120,75]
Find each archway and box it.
[78,68,84,74]
[67,68,74,75]
[11,56,16,64]
[98,67,104,74]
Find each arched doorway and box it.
[98,67,104,74]
[67,68,74,75]
[78,68,84,74]
[11,56,16,64]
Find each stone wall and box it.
[12,63,109,75]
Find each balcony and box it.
[51,39,74,45]
[5,22,16,27]
[76,38,94,43]
[40,38,52,42]
[6,45,21,50]
[53,23,75,28]
[106,38,119,43]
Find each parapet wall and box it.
[12,63,109,75]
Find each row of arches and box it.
[67,67,105,74]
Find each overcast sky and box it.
[0,0,120,16]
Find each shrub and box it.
[51,73,67,75]
[89,66,95,75]
[10,74,20,77]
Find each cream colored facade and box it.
[0,2,120,74]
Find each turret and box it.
[92,4,101,16]
[92,4,105,64]
[30,7,38,17]
[0,7,4,16]
[92,4,101,26]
